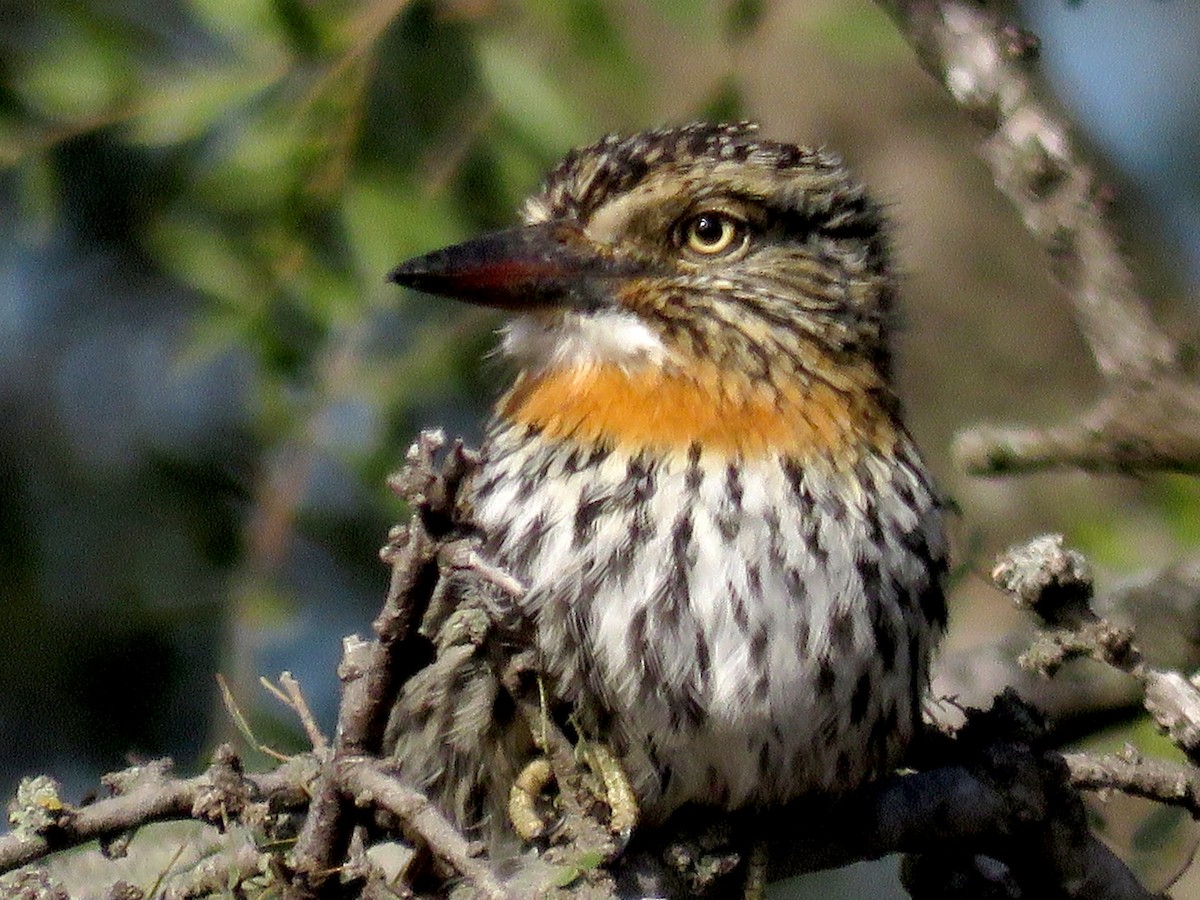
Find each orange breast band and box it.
[498,361,897,462]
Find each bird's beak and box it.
[388,221,637,312]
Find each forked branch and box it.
[878,0,1200,476]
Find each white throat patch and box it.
[501,309,669,373]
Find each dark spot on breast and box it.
[582,442,611,469]
[695,628,711,679]
[531,450,555,483]
[572,488,608,548]
[765,508,786,568]
[512,511,550,574]
[816,657,836,696]
[821,489,848,523]
[716,512,740,541]
[830,608,855,654]
[757,741,771,777]
[864,499,884,546]
[871,593,898,673]
[854,458,877,495]
[672,511,694,563]
[750,625,769,668]
[730,586,750,634]
[782,457,805,499]
[628,509,655,547]
[746,564,763,597]
[725,464,744,507]
[515,475,538,503]
[850,670,871,725]
[628,606,648,659]
[754,672,770,702]
[685,443,703,491]
[472,470,505,503]
[654,513,693,631]
[858,557,882,599]
[786,568,808,605]
[794,616,811,654]
[801,517,828,566]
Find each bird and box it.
[385,122,948,841]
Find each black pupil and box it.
[693,215,725,244]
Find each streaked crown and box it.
[391,123,902,461]
[518,122,895,382]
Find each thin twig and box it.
[338,758,510,900]
[0,751,317,874]
[992,536,1200,770]
[284,431,469,896]
[1065,749,1200,817]
[261,672,330,753]
[216,673,290,763]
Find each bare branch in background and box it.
[936,559,1200,728]
[0,750,316,875]
[877,0,1200,476]
[991,536,1200,827]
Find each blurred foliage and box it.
[4,10,1200,897]
[0,0,753,789]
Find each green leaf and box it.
[186,0,286,54]
[725,0,765,42]
[475,36,594,155]
[150,212,265,306]
[14,27,131,121]
[343,172,466,284]
[696,75,744,124]
[126,65,283,147]
[191,107,308,213]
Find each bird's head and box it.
[391,123,902,461]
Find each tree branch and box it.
[877,0,1200,477]
[1065,750,1200,818]
[0,750,316,874]
[337,758,508,900]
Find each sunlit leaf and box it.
[186,0,287,55]
[343,172,466,282]
[150,212,266,306]
[126,65,284,147]
[475,36,594,155]
[15,27,132,121]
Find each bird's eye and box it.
[680,212,745,257]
